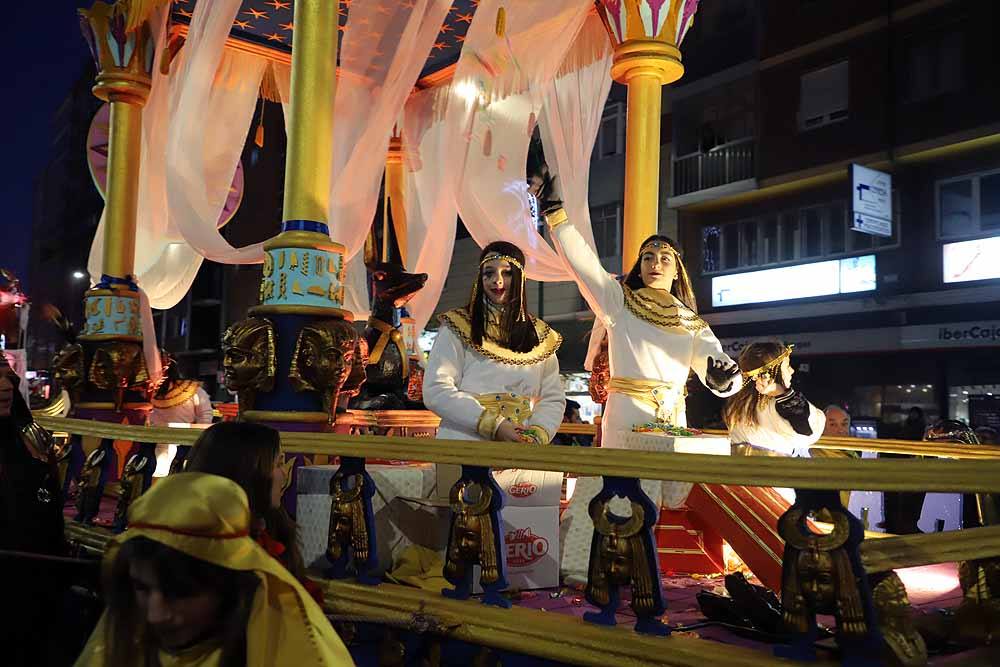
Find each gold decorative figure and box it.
[221,317,277,414]
[954,557,1000,645]
[113,453,148,531]
[89,341,150,410]
[339,337,369,406]
[326,472,369,565]
[871,572,927,667]
[288,320,358,420]
[779,508,868,640]
[75,446,106,523]
[586,497,659,616]
[444,481,500,586]
[51,343,86,403]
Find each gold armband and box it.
[544,208,569,230]
[477,410,506,440]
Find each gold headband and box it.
[480,253,524,272]
[638,240,677,258]
[470,253,527,321]
[744,345,794,381]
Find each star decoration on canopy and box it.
[170,0,480,77]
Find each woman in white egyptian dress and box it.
[423,241,566,493]
[544,208,743,450]
[724,342,827,458]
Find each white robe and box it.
[728,397,827,457]
[423,325,565,443]
[551,222,742,449]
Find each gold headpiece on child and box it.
[469,252,527,321]
[638,240,677,258]
[744,345,794,384]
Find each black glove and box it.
[774,390,813,436]
[537,169,562,215]
[705,356,739,394]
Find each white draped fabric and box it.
[87,6,208,309]
[86,0,612,335]
[401,85,458,333]
[445,0,601,281]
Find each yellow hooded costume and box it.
[75,472,354,666]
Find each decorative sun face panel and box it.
[171,0,480,79]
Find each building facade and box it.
[675,0,1000,432]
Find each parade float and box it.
[25,0,1000,665]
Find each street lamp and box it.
[72,271,87,280]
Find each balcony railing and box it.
[672,137,755,197]
[38,416,1000,667]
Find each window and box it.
[597,102,624,158]
[937,169,1000,239]
[798,60,848,131]
[904,28,964,102]
[590,203,622,272]
[702,199,899,275]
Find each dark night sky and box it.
[0,3,91,291]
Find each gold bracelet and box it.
[544,208,569,230]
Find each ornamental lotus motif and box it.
[596,0,700,46]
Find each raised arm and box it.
[422,325,494,438]
[546,208,624,321]
[691,324,743,398]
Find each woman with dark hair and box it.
[723,342,826,457]
[75,473,353,666]
[150,350,214,477]
[543,190,741,449]
[184,422,304,581]
[423,241,566,446]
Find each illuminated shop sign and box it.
[711,255,876,308]
[943,235,1000,283]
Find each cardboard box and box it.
[493,469,563,507]
[502,505,560,590]
[296,464,440,572]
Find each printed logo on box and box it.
[508,482,538,498]
[505,528,549,567]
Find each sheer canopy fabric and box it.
[446,0,604,282]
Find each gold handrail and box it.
[318,579,834,667]
[35,417,1000,493]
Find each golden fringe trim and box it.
[438,309,562,367]
[259,62,282,104]
[117,0,172,34]
[623,286,707,334]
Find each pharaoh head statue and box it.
[779,507,868,639]
[222,317,276,412]
[51,342,86,399]
[289,319,358,418]
[89,341,150,409]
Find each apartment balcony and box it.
[669,137,757,208]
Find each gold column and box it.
[102,101,144,279]
[80,2,154,281]
[384,133,407,267]
[282,0,338,226]
[596,3,696,271]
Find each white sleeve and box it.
[691,325,743,397]
[193,387,214,424]
[549,215,624,322]
[422,326,488,433]
[528,354,566,443]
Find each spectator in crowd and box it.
[881,407,928,534]
[75,472,354,666]
[552,400,593,446]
